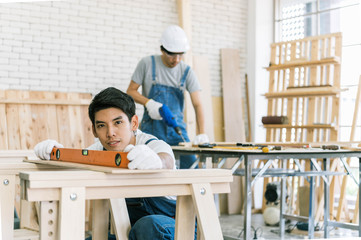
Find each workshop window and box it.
[274,0,361,141]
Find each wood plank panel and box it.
[221,49,246,142]
[17,91,33,149]
[80,93,94,148]
[6,90,21,150]
[221,48,246,214]
[55,92,72,148]
[0,90,8,149]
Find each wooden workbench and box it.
[20,164,232,240]
[172,145,361,240]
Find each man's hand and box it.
[124,144,162,170]
[145,99,163,120]
[34,139,64,160]
[193,133,209,145]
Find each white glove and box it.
[34,139,64,160]
[193,134,209,145]
[145,99,163,120]
[124,144,162,170]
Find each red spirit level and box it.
[50,147,129,168]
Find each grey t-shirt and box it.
[131,55,201,97]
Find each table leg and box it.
[323,158,330,238]
[110,198,131,239]
[92,199,109,240]
[39,201,58,240]
[0,174,15,240]
[175,195,196,240]
[308,160,315,239]
[191,183,222,240]
[359,157,361,237]
[59,187,85,240]
[244,155,252,240]
[279,159,286,238]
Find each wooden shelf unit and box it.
[264,32,342,143]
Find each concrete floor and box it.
[219,213,359,240]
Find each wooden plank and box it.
[221,49,246,142]
[80,93,94,148]
[92,199,109,240]
[110,198,130,239]
[0,90,8,149]
[59,187,85,240]
[177,0,196,140]
[6,90,21,150]
[38,201,57,239]
[265,57,340,70]
[193,55,214,142]
[221,48,246,214]
[175,195,195,240]
[29,91,49,149]
[55,92,72,148]
[0,99,90,105]
[0,174,15,240]
[67,93,85,148]
[43,92,59,142]
[191,183,223,239]
[17,91,33,149]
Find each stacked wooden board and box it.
[0,90,94,150]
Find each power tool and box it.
[159,104,186,142]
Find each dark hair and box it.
[88,87,136,125]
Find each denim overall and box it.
[141,56,196,169]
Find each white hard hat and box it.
[160,25,190,53]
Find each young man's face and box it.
[92,107,138,151]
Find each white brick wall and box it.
[0,0,247,97]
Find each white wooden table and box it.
[20,167,232,240]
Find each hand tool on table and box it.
[321,144,340,150]
[50,147,129,168]
[198,143,282,152]
[159,104,186,142]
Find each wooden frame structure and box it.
[264,32,342,142]
[263,33,344,217]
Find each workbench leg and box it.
[0,174,15,240]
[92,199,109,240]
[308,160,315,239]
[244,156,252,240]
[279,159,286,238]
[110,198,131,239]
[20,200,40,232]
[59,187,85,240]
[323,158,330,238]
[359,157,361,237]
[39,201,58,240]
[191,183,222,240]
[175,195,196,240]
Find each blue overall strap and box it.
[151,56,156,82]
[145,138,158,145]
[180,65,190,88]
